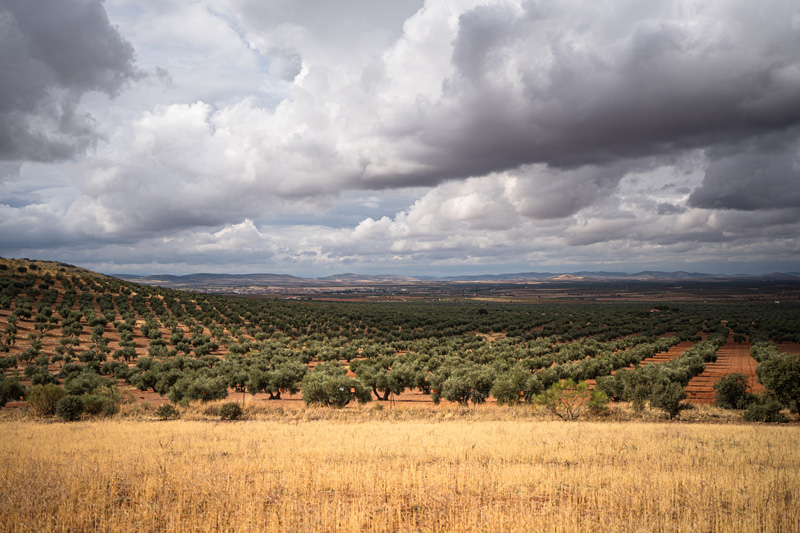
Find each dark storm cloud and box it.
[656,202,686,215]
[509,163,639,220]
[385,0,800,199]
[688,130,800,210]
[0,0,140,162]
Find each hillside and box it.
[1,257,799,418]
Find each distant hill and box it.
[115,272,422,288]
[115,273,308,288]
[317,273,421,283]
[424,271,724,282]
[113,270,800,289]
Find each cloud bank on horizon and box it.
[1,0,799,275]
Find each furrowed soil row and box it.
[685,338,763,404]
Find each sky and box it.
[1,0,799,277]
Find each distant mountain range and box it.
[426,271,800,282]
[114,270,800,289]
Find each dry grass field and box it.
[1,416,798,532]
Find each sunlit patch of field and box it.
[1,418,798,532]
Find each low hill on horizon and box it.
[3,256,797,290]
[114,269,800,289]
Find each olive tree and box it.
[351,357,410,401]
[439,366,495,406]
[491,368,542,405]
[713,373,751,409]
[756,353,800,414]
[301,362,371,407]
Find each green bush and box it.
[155,403,181,420]
[55,395,84,421]
[588,388,610,416]
[594,374,625,402]
[64,370,112,395]
[607,367,658,412]
[219,402,243,420]
[756,353,800,414]
[168,373,229,403]
[27,384,67,416]
[81,387,122,417]
[490,372,527,405]
[0,377,25,407]
[649,382,691,419]
[0,356,16,371]
[440,367,495,406]
[489,369,543,405]
[743,394,788,423]
[24,365,54,385]
[713,373,751,409]
[533,379,608,421]
[302,363,371,407]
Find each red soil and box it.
[685,338,763,404]
[777,342,800,355]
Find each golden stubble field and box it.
[1,417,798,532]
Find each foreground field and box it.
[1,419,798,532]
